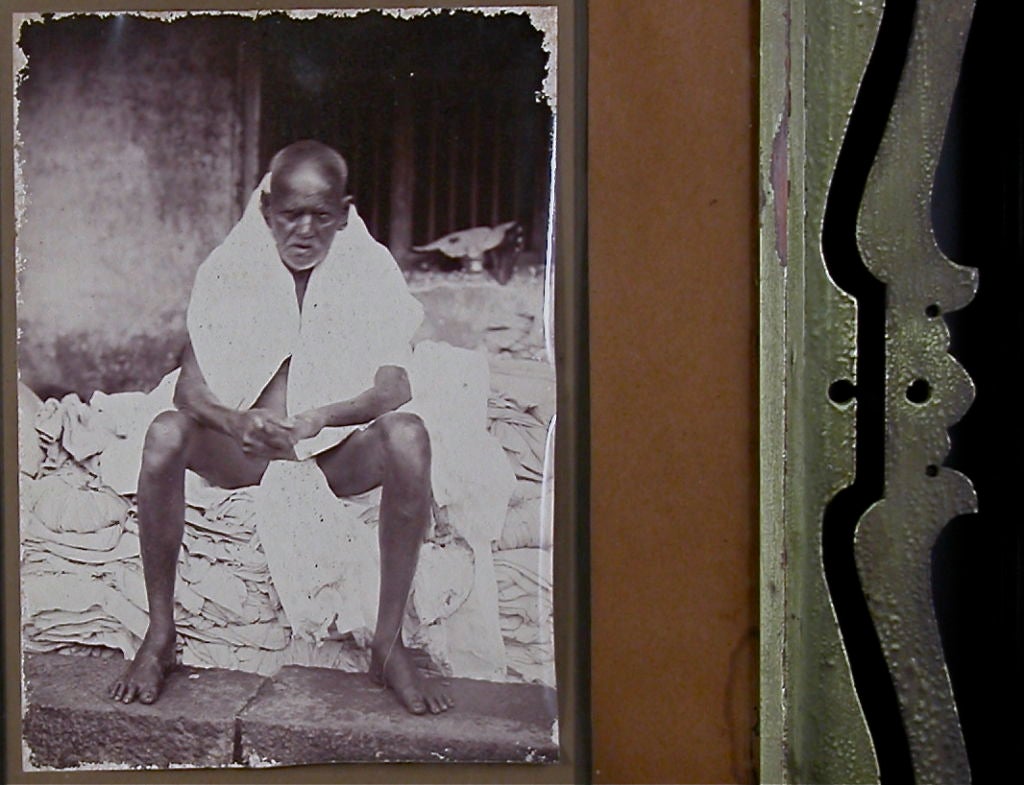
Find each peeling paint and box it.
[770,2,792,268]
[770,113,789,268]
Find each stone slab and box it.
[239,665,559,764]
[22,652,265,769]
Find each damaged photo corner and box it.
[2,3,585,779]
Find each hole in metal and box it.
[906,378,932,404]
[829,379,857,404]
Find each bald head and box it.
[268,139,349,199]
[261,140,354,272]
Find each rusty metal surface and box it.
[761,0,978,782]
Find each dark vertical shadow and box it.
[573,2,591,781]
[820,1,917,782]
[934,1,1024,781]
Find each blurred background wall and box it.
[16,16,243,398]
[16,12,552,399]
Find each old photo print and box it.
[13,6,558,769]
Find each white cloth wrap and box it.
[186,177,423,459]
[175,179,515,679]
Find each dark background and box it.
[257,12,551,253]
[934,0,1023,782]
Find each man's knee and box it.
[378,412,431,468]
[141,411,194,472]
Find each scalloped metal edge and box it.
[762,1,979,782]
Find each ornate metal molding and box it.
[855,2,977,782]
[761,1,978,782]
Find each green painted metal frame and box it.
[760,2,879,780]
[760,1,978,782]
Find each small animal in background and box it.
[413,221,524,284]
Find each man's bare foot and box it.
[108,631,176,705]
[370,641,454,715]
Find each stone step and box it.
[239,664,558,765]
[23,652,263,769]
[22,652,558,770]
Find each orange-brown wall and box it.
[590,2,758,781]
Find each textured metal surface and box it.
[760,1,882,782]
[855,1,978,783]
[762,0,978,782]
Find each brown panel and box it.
[589,2,758,783]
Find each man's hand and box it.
[231,408,296,459]
[230,408,326,458]
[283,410,326,443]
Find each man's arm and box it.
[173,340,242,436]
[174,340,293,456]
[287,365,412,440]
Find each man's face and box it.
[261,162,353,272]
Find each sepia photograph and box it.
[12,6,561,769]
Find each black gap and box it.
[905,378,931,404]
[820,0,917,782]
[933,0,1024,781]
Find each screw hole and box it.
[925,464,939,477]
[828,379,856,404]
[906,378,931,404]
[925,303,941,318]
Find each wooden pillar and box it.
[511,101,533,232]
[236,31,261,218]
[469,86,481,228]
[490,92,502,226]
[447,97,458,234]
[532,118,552,255]
[370,103,382,237]
[388,80,415,267]
[427,84,439,241]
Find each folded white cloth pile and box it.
[19,349,556,685]
[486,357,556,687]
[21,381,374,675]
[493,548,555,686]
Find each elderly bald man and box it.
[109,140,453,716]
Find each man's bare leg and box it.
[108,410,268,704]
[317,412,454,715]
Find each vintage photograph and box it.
[13,7,558,768]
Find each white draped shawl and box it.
[179,178,514,678]
[186,178,423,459]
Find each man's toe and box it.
[139,689,157,704]
[430,687,453,711]
[406,694,427,714]
[121,683,138,704]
